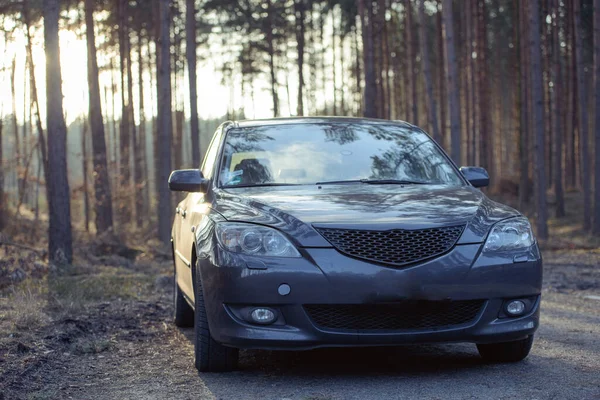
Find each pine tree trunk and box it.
[308,3,317,115]
[10,57,21,201]
[44,0,73,264]
[266,0,279,117]
[186,0,201,166]
[23,0,49,205]
[418,0,441,143]
[405,0,418,123]
[382,0,391,119]
[374,0,387,119]
[26,66,34,209]
[85,0,114,234]
[294,0,306,116]
[0,119,4,231]
[543,0,553,191]
[81,116,90,232]
[437,3,447,148]
[151,0,161,203]
[551,0,565,217]
[320,11,328,115]
[442,0,461,163]
[109,61,120,205]
[528,0,549,239]
[593,0,600,234]
[157,0,173,244]
[13,139,37,220]
[103,85,112,174]
[21,55,29,205]
[353,24,362,115]
[466,0,476,164]
[339,15,346,114]
[477,0,492,180]
[332,8,338,115]
[518,0,530,209]
[565,0,576,190]
[389,13,401,119]
[358,0,377,118]
[403,10,411,121]
[174,110,184,170]
[118,0,131,224]
[34,143,41,224]
[573,0,591,231]
[464,0,472,163]
[137,29,148,227]
[471,0,480,163]
[126,25,138,224]
[285,67,293,116]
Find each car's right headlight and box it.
[215,222,301,257]
[483,217,535,253]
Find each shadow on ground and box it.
[174,295,600,400]
[179,327,484,375]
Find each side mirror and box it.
[168,169,208,193]
[460,166,489,188]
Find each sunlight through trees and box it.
[0,0,599,256]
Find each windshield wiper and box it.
[359,179,431,185]
[315,179,363,185]
[315,179,431,186]
[222,183,301,189]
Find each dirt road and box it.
[2,250,600,400]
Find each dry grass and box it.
[2,284,51,332]
[0,220,172,400]
[49,266,155,305]
[0,253,162,375]
[70,337,114,355]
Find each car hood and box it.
[213,184,520,247]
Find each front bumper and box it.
[198,244,542,350]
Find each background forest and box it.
[0,0,599,263]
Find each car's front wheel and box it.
[477,335,534,363]
[193,262,239,372]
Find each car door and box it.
[173,193,193,299]
[175,127,224,303]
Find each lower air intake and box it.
[304,300,485,331]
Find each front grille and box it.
[315,225,465,267]
[304,300,485,332]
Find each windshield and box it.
[218,123,464,188]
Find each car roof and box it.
[233,116,416,129]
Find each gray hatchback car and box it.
[169,118,542,372]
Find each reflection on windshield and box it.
[218,123,463,188]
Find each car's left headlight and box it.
[483,217,535,253]
[215,222,301,257]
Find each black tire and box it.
[477,335,534,363]
[173,270,194,328]
[193,263,239,372]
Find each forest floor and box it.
[1,199,600,400]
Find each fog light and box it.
[506,300,526,316]
[250,308,276,325]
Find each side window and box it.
[201,128,223,179]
